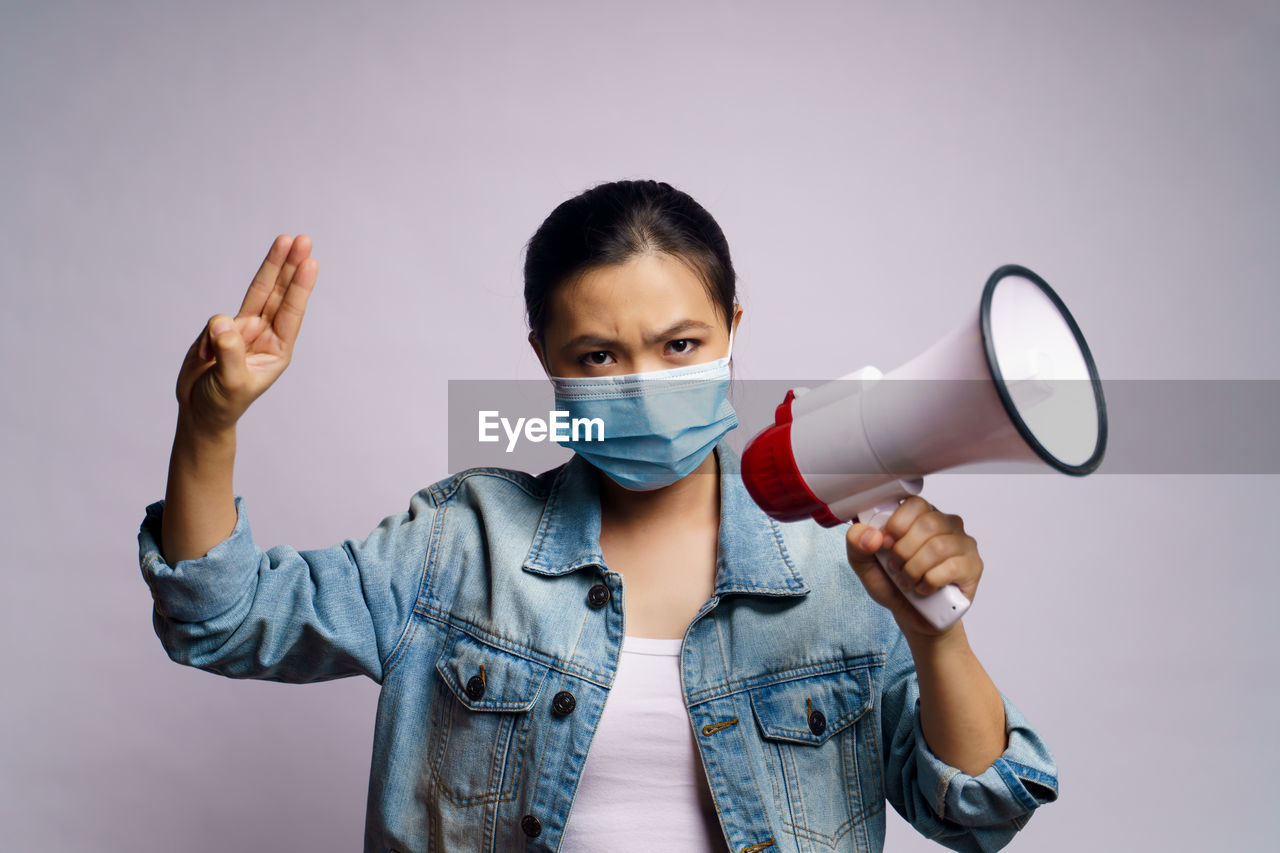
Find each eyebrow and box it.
[559,319,716,352]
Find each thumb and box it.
[845,522,888,574]
[208,315,249,393]
[845,522,914,618]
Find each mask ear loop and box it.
[723,319,739,419]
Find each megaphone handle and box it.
[858,501,972,633]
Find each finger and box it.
[237,313,268,347]
[845,535,940,633]
[848,556,902,606]
[889,501,960,564]
[899,532,973,588]
[845,531,901,594]
[198,314,234,361]
[845,522,885,570]
[261,233,312,323]
[238,235,295,318]
[878,548,916,593]
[882,496,935,545]
[913,554,978,599]
[847,524,916,589]
[271,256,317,347]
[209,315,249,393]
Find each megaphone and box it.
[741,264,1107,632]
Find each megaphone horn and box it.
[742,264,1107,631]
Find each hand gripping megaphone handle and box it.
[856,500,972,632]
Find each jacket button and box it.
[521,814,542,837]
[465,673,486,701]
[587,583,611,608]
[552,690,576,717]
[808,708,827,736]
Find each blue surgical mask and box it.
[542,328,738,490]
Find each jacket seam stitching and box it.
[414,609,613,688]
[1001,758,1058,795]
[686,654,886,706]
[431,467,551,504]
[992,757,1044,813]
[524,461,569,568]
[382,498,447,679]
[767,519,802,579]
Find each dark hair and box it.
[523,179,737,344]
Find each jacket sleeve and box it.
[137,490,440,684]
[878,622,1060,852]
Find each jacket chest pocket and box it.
[429,629,550,806]
[748,661,884,846]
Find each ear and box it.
[728,304,743,357]
[528,331,550,376]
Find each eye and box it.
[667,338,700,356]
[579,350,615,367]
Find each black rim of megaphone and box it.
[979,264,1108,476]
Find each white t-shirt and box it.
[559,635,724,851]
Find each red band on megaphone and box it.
[742,395,843,527]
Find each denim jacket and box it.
[137,441,1058,852]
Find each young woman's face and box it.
[532,252,741,378]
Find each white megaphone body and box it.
[741,265,1107,632]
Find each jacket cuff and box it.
[138,495,260,623]
[913,692,1060,826]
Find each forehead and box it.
[545,253,719,339]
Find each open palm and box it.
[176,234,318,433]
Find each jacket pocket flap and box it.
[749,664,873,746]
[436,630,550,712]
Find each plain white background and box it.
[2,1,1276,850]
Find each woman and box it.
[139,179,1058,852]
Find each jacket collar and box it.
[522,440,810,599]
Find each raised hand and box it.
[175,234,318,433]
